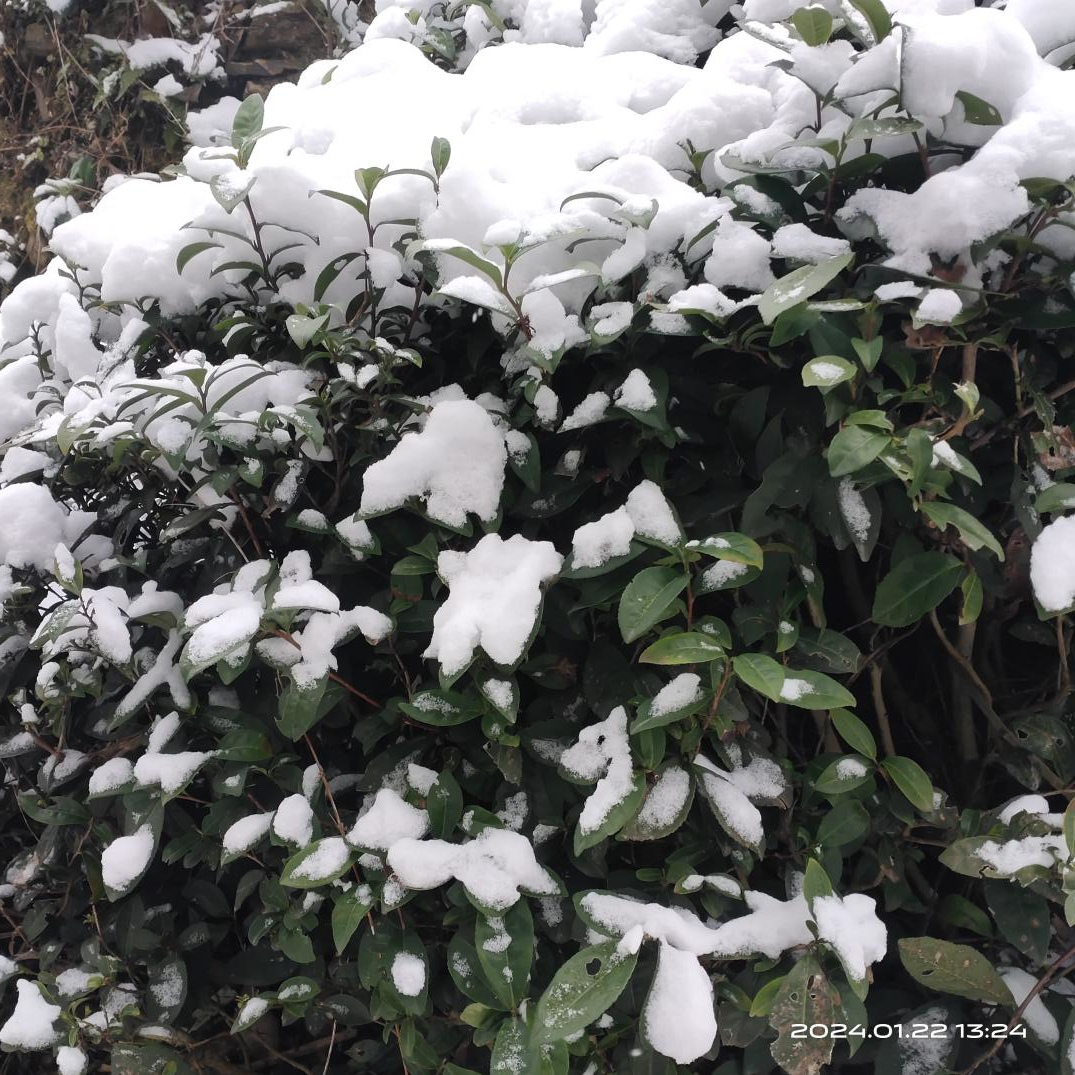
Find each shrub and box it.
[0,3,1074,1074]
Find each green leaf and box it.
[955,90,1003,126]
[960,569,984,625]
[277,675,330,740]
[872,551,962,627]
[897,938,1014,1006]
[831,709,877,760]
[802,859,834,909]
[619,764,694,841]
[427,771,464,838]
[758,253,853,325]
[176,241,221,275]
[687,533,764,569]
[921,502,1004,560]
[411,240,503,287]
[431,135,452,177]
[631,680,708,733]
[533,940,638,1045]
[817,799,869,847]
[769,955,841,1075]
[399,690,480,727]
[813,755,873,795]
[985,882,1051,965]
[737,655,788,702]
[448,934,504,1010]
[791,6,833,45]
[638,632,725,666]
[618,567,688,644]
[846,0,892,43]
[777,669,856,710]
[476,902,534,1009]
[280,838,355,889]
[1034,482,1075,515]
[491,1018,540,1075]
[881,756,935,813]
[574,769,646,853]
[231,94,265,145]
[332,886,372,955]
[827,425,890,477]
[802,355,855,390]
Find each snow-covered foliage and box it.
[1,0,1075,1072]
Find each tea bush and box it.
[1,2,1075,1074]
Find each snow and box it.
[812,893,888,984]
[835,757,868,779]
[55,969,97,997]
[482,679,514,712]
[347,788,429,850]
[222,813,274,856]
[634,766,691,830]
[0,981,61,1050]
[701,559,749,589]
[771,223,850,264]
[273,794,314,847]
[571,507,634,568]
[649,673,701,718]
[360,399,506,526]
[614,369,657,411]
[1000,968,1058,1044]
[236,996,270,1028]
[625,481,680,545]
[424,534,562,675]
[391,952,426,996]
[561,392,611,432]
[978,834,1065,875]
[642,942,716,1064]
[407,763,438,795]
[838,477,871,544]
[917,288,962,324]
[134,751,210,795]
[101,825,155,892]
[998,794,1050,825]
[0,485,90,572]
[56,1046,88,1075]
[695,753,784,848]
[289,837,351,881]
[387,827,559,911]
[560,707,635,837]
[1030,516,1075,612]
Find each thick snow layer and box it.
[223,813,274,856]
[424,534,562,675]
[101,826,155,891]
[360,399,507,526]
[273,794,315,847]
[0,486,92,571]
[347,788,429,851]
[1030,516,1075,612]
[387,827,559,911]
[391,952,426,996]
[642,943,717,1064]
[0,981,61,1050]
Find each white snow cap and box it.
[0,980,61,1050]
[347,788,430,851]
[1030,516,1075,612]
[424,534,562,675]
[387,827,559,911]
[101,825,155,892]
[360,399,507,526]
